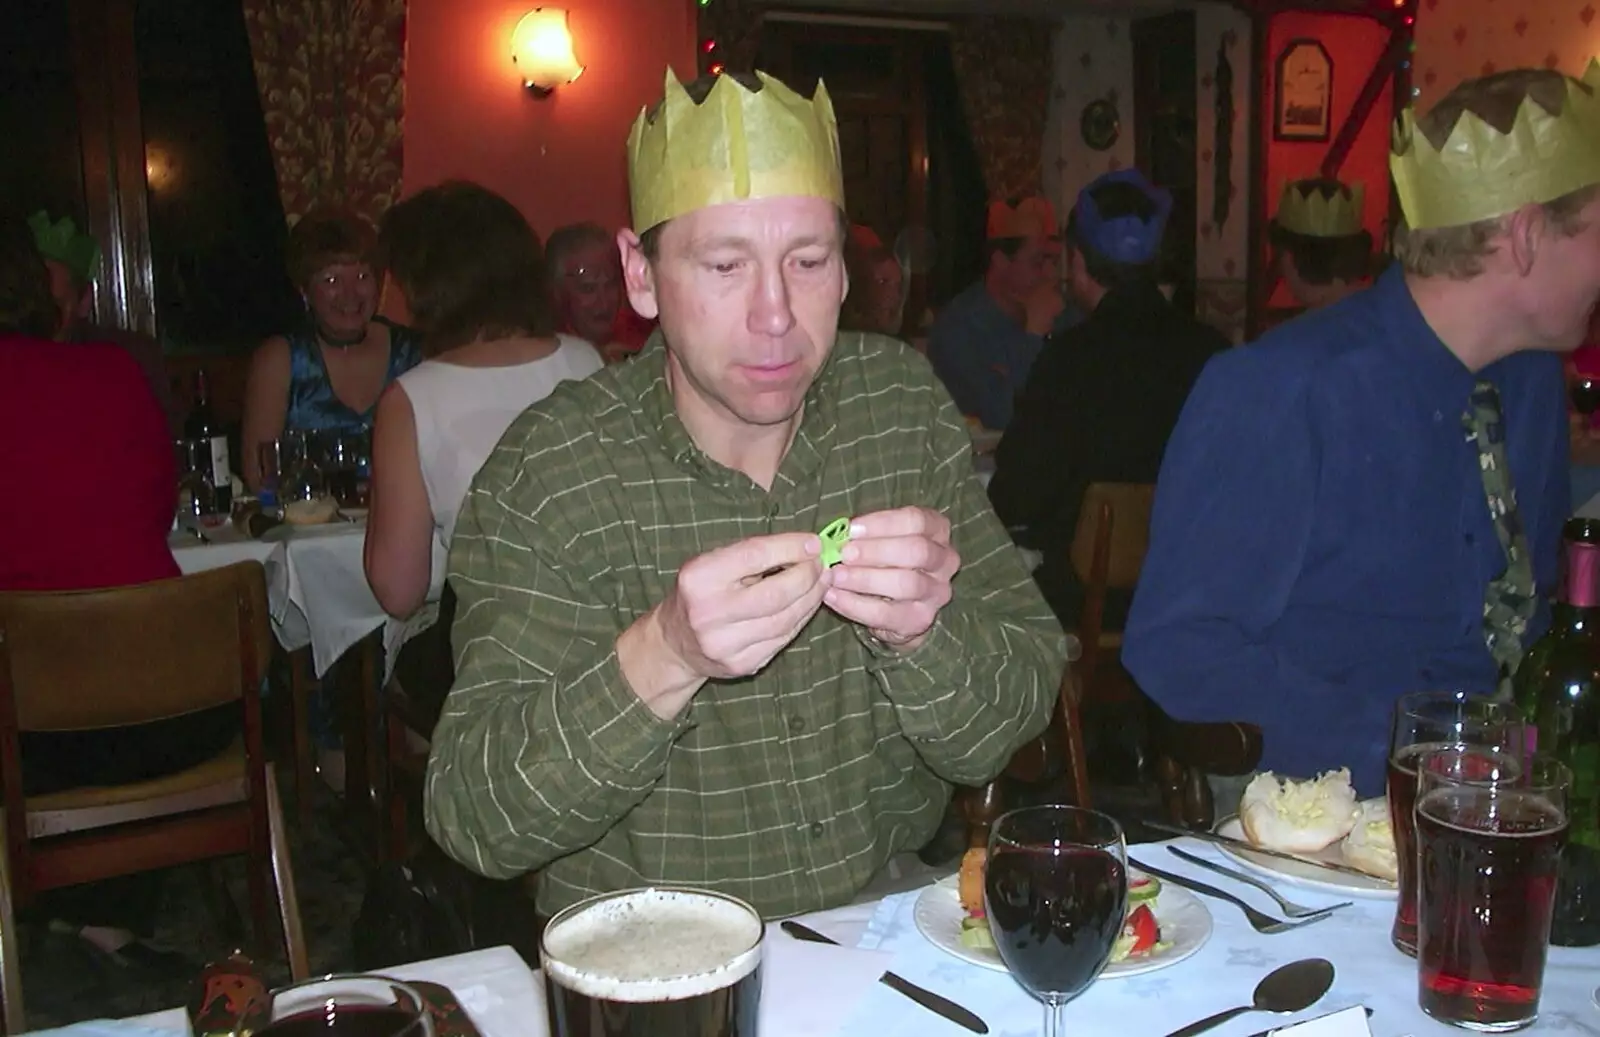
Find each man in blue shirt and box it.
[1125,67,1600,796]
[928,197,1074,430]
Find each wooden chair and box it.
[0,809,22,1035]
[958,659,1094,851]
[0,562,293,977]
[1152,715,1264,830]
[1070,482,1156,704]
[265,762,309,980]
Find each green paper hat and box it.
[28,211,101,283]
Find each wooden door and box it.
[757,22,931,336]
[1132,11,1199,318]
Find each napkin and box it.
[25,1022,177,1037]
[1266,1005,1373,1037]
[763,926,893,1036]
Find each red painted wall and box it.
[1262,11,1394,306]
[402,0,698,237]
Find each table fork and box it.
[1129,858,1335,935]
[1168,846,1354,918]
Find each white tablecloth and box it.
[32,838,1600,1037]
[171,523,444,678]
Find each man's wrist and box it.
[617,608,705,719]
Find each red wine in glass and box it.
[985,805,1127,1037]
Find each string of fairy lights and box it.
[698,0,727,77]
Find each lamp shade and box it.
[512,8,585,92]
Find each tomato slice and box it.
[1124,903,1159,954]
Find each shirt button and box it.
[788,715,806,735]
[809,821,825,838]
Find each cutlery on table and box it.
[1235,1005,1372,1037]
[1145,821,1383,882]
[1168,846,1354,918]
[1128,858,1334,934]
[780,920,989,1034]
[1161,958,1335,1037]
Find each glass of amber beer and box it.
[1415,748,1569,1032]
[541,887,764,1037]
[1387,691,1523,956]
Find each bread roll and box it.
[1239,769,1360,853]
[1340,797,1398,880]
[283,497,339,526]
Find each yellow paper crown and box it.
[626,69,844,232]
[1391,61,1600,230]
[1274,179,1366,238]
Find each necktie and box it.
[1462,380,1537,698]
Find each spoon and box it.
[1162,958,1335,1037]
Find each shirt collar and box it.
[1372,265,1479,410]
[634,328,843,493]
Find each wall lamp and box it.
[512,8,585,98]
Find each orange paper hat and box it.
[986,196,1059,241]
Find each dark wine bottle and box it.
[184,370,232,516]
[1514,516,1600,946]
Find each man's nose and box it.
[748,265,797,337]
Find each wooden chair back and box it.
[0,563,288,970]
[1069,483,1156,705]
[0,562,271,732]
[1151,714,1264,829]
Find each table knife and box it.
[1239,1005,1373,1037]
[779,920,990,1034]
[1145,820,1387,881]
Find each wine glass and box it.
[1387,691,1524,957]
[279,430,328,505]
[985,805,1128,1037]
[257,974,433,1037]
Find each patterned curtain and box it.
[698,0,764,76]
[241,0,407,228]
[950,19,1056,202]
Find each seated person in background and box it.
[989,169,1229,631]
[838,224,906,336]
[365,181,602,619]
[242,209,422,490]
[424,69,1064,920]
[1270,178,1374,311]
[29,210,178,431]
[927,197,1077,430]
[0,213,232,970]
[1124,67,1589,796]
[544,221,655,364]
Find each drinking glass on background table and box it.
[280,430,329,504]
[321,432,367,508]
[174,439,208,520]
[254,974,432,1037]
[1415,748,1569,1032]
[258,439,283,507]
[985,805,1128,1037]
[1387,691,1523,956]
[541,886,763,1037]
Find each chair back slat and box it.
[1069,483,1156,590]
[0,563,270,732]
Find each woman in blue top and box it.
[242,209,422,491]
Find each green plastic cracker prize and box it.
[819,517,851,568]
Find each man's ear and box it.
[618,228,658,320]
[1505,203,1544,278]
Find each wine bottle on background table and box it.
[1514,516,1600,947]
[185,370,231,516]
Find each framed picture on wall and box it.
[1274,39,1332,142]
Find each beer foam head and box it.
[542,888,763,1003]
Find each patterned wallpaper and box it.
[1043,17,1137,224]
[1042,6,1252,341]
[1414,0,1600,106]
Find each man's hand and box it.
[825,507,961,652]
[619,533,831,718]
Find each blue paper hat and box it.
[1072,168,1172,265]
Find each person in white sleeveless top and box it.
[365,182,602,618]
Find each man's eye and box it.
[711,261,741,275]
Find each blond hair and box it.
[1393,69,1597,278]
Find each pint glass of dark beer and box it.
[1416,748,1569,1032]
[541,887,764,1037]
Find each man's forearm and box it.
[424,641,687,879]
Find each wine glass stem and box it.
[1043,999,1065,1037]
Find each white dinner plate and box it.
[1213,816,1397,900]
[913,869,1212,979]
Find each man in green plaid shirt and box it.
[424,69,1066,920]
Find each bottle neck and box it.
[1561,540,1600,610]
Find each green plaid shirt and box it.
[424,331,1065,919]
